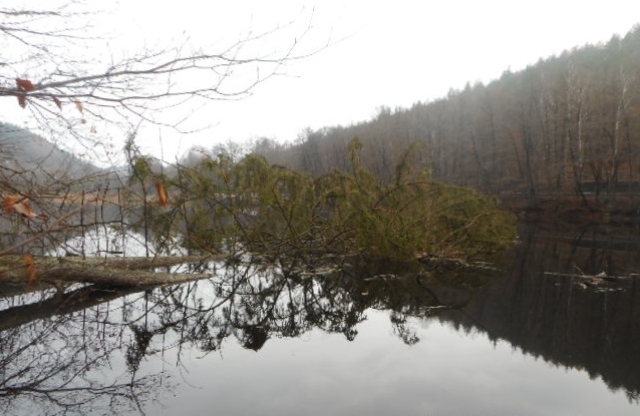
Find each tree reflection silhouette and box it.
[437,222,640,404]
[0,257,488,414]
[2,224,640,414]
[0,287,162,415]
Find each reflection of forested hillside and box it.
[248,26,640,210]
[3,223,640,413]
[442,224,640,399]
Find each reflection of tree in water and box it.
[158,261,376,351]
[437,223,640,404]
[0,289,164,415]
[390,312,420,345]
[3,225,640,414]
[0,258,480,414]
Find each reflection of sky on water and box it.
[47,226,186,258]
[142,309,635,416]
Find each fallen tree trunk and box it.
[35,266,214,287]
[0,254,227,288]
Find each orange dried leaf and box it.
[14,201,37,218]
[52,96,62,110]
[3,195,38,218]
[23,255,38,289]
[75,99,84,114]
[156,182,168,207]
[16,78,36,92]
[3,195,18,214]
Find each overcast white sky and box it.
[6,1,640,162]
[143,0,639,160]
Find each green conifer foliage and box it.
[167,139,517,263]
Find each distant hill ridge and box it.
[0,122,99,179]
[0,122,135,198]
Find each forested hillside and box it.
[253,26,640,211]
[0,123,105,189]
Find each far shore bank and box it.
[499,193,640,225]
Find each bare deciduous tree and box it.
[0,2,322,138]
[0,2,325,270]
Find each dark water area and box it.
[1,222,640,415]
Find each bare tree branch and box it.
[0,3,325,133]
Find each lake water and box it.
[1,222,639,415]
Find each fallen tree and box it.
[0,254,225,288]
[164,139,518,263]
[0,140,517,292]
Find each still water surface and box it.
[1,223,639,415]
[144,311,633,416]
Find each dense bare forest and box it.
[248,25,640,215]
